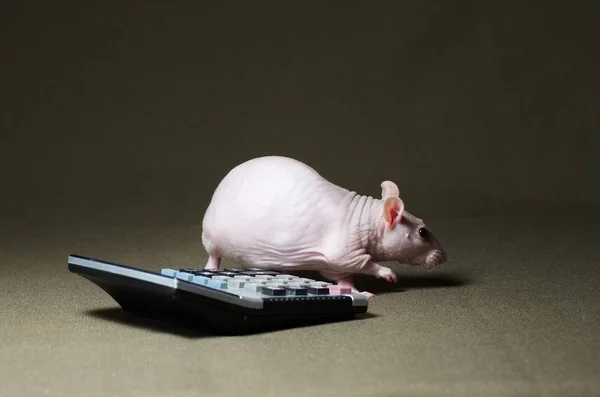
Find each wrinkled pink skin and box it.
[201,156,447,298]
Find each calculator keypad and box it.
[161,268,340,297]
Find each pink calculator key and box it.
[328,285,351,295]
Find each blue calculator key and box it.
[207,279,228,289]
[176,272,194,281]
[161,269,177,277]
[191,276,210,286]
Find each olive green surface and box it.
[2,1,599,396]
[2,213,599,397]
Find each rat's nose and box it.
[427,250,447,268]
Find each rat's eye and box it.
[418,227,429,239]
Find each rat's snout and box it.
[425,249,447,270]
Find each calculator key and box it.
[247,279,268,285]
[261,286,287,296]
[269,279,289,284]
[175,272,194,281]
[255,275,274,280]
[207,279,228,289]
[328,285,352,295]
[308,287,330,295]
[244,283,263,293]
[267,282,287,289]
[298,278,315,283]
[294,279,312,284]
[233,275,252,281]
[161,269,177,277]
[212,275,232,281]
[309,282,330,288]
[275,275,298,280]
[181,268,215,274]
[227,279,246,288]
[285,286,308,296]
[191,276,210,286]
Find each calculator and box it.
[68,254,369,335]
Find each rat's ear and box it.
[381,180,400,200]
[383,197,404,228]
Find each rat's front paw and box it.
[360,291,375,299]
[376,266,398,283]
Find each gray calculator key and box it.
[275,275,298,280]
[261,286,287,296]
[293,279,310,284]
[255,275,274,280]
[247,279,268,284]
[212,275,232,281]
[298,278,315,283]
[285,286,308,296]
[244,283,263,293]
[308,287,330,295]
[253,279,271,284]
[227,279,246,288]
[267,283,287,289]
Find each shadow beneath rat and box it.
[293,270,471,295]
[354,273,470,294]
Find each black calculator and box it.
[68,254,369,335]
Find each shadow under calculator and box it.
[82,273,467,337]
[85,306,378,338]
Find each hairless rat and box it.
[201,155,447,297]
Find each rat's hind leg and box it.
[204,254,221,270]
[202,233,221,270]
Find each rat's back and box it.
[201,156,347,268]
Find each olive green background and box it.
[1,1,599,396]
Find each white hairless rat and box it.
[201,155,447,297]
